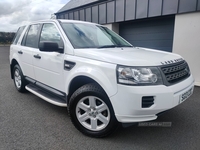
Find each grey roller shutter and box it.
[119,16,175,52]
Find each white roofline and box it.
[21,19,101,27]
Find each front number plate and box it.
[179,88,193,104]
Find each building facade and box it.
[55,0,200,86]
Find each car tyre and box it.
[68,83,118,138]
[13,64,27,92]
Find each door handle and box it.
[18,51,23,54]
[33,54,41,59]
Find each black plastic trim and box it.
[25,77,67,101]
[64,60,76,71]
[142,96,154,108]
[25,77,36,84]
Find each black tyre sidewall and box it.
[69,83,118,138]
[13,64,26,92]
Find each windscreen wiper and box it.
[98,45,133,48]
[98,45,117,48]
[116,45,133,48]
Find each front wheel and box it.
[68,83,118,137]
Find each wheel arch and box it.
[10,59,19,79]
[67,76,108,104]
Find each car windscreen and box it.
[61,22,133,49]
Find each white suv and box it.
[10,19,194,137]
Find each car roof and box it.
[22,19,100,27]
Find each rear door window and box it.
[24,24,40,48]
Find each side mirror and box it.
[39,41,63,53]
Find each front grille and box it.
[160,60,190,85]
[142,96,154,108]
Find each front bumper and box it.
[110,75,194,123]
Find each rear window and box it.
[12,26,25,45]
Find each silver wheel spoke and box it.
[78,102,89,111]
[79,113,89,122]
[14,69,22,88]
[96,103,107,113]
[91,118,97,130]
[98,114,109,124]
[89,97,96,108]
[15,71,19,77]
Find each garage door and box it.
[119,16,175,52]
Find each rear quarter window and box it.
[12,26,25,45]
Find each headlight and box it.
[117,65,163,85]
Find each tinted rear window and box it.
[25,24,40,48]
[12,26,25,45]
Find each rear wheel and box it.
[68,83,118,137]
[13,64,26,92]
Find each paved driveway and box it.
[0,46,200,150]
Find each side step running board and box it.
[25,84,67,107]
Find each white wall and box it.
[173,12,200,86]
